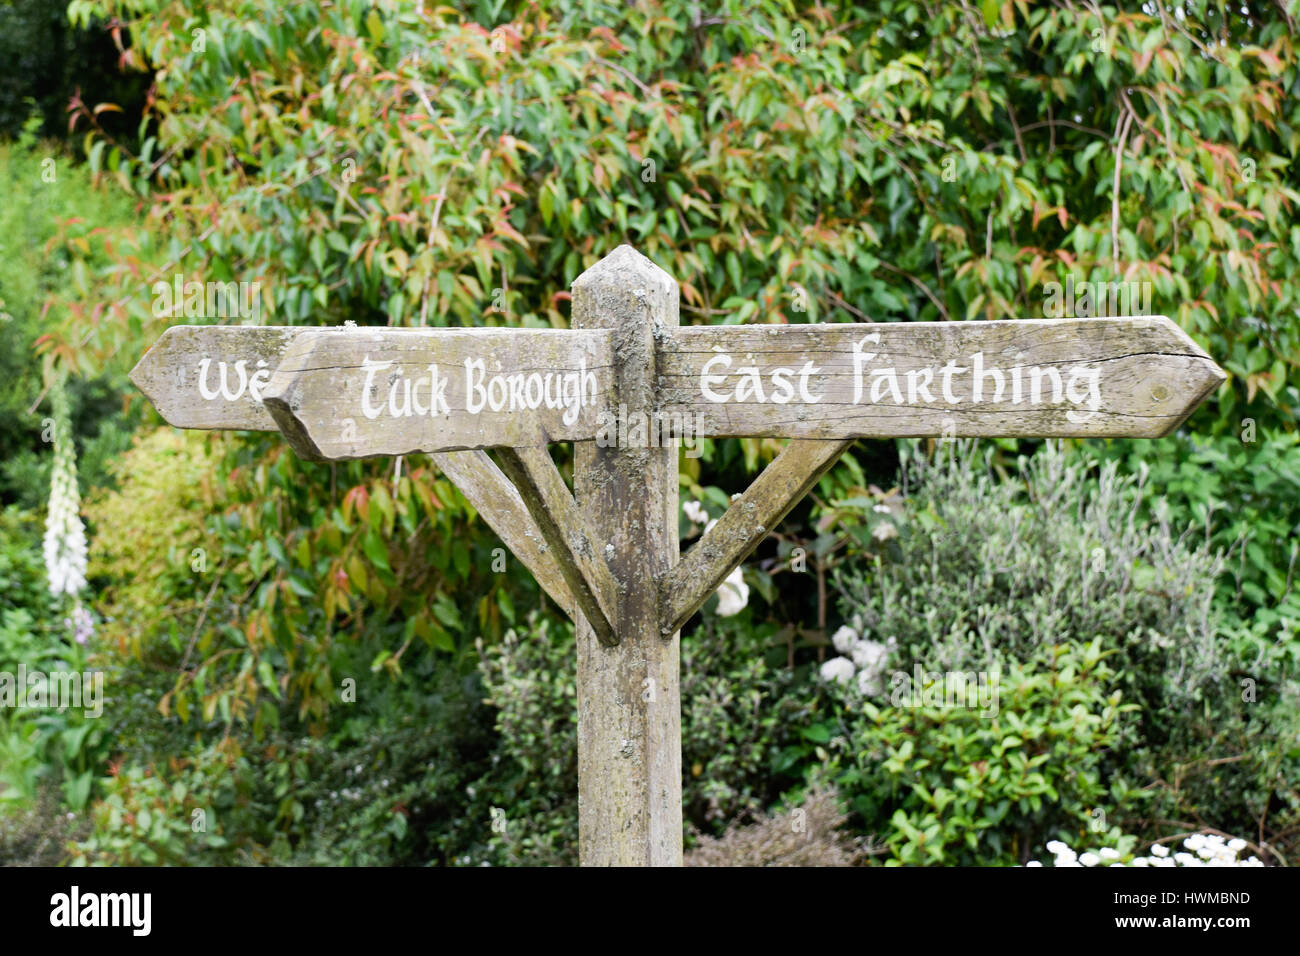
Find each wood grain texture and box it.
[129,325,578,617]
[495,446,619,645]
[259,327,616,460]
[659,438,852,636]
[572,245,683,867]
[658,316,1225,439]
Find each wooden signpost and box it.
[130,245,1226,866]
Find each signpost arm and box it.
[495,445,619,645]
[658,438,852,637]
[571,245,682,866]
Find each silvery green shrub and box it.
[830,440,1299,861]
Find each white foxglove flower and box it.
[43,380,88,599]
[714,565,749,617]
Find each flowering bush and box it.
[1031,833,1266,867]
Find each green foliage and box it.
[7,0,1295,864]
[830,641,1133,866]
[830,440,1300,862]
[1089,429,1300,619]
[68,746,242,865]
[476,611,821,865]
[0,0,148,143]
[0,142,139,510]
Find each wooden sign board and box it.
[128,324,582,619]
[658,316,1223,439]
[132,325,616,459]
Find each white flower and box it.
[1026,861,1042,867]
[1150,843,1170,857]
[43,381,88,599]
[1045,840,1069,856]
[1131,857,1150,867]
[831,626,858,655]
[872,504,891,514]
[1184,834,1206,851]
[1079,852,1101,867]
[872,522,898,542]
[714,565,749,617]
[1099,847,1120,860]
[1227,838,1247,852]
[682,500,709,525]
[820,657,855,685]
[851,639,888,670]
[856,666,883,696]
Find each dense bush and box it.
[827,639,1136,865]
[476,610,821,865]
[829,441,1300,862]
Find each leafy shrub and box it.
[830,441,1300,862]
[1089,430,1300,618]
[475,610,821,865]
[68,745,243,866]
[0,142,140,511]
[826,640,1136,866]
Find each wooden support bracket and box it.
[429,450,576,618]
[495,445,620,645]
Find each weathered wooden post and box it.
[569,247,681,866]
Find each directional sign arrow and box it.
[259,327,616,460]
[128,323,581,615]
[128,325,301,430]
[659,316,1225,439]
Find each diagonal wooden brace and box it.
[430,450,576,618]
[495,445,620,646]
[658,438,853,636]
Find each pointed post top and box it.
[571,244,676,300]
